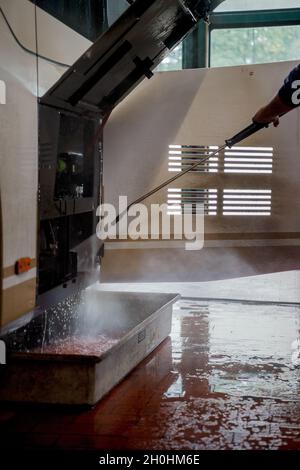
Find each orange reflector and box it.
[15,257,32,275]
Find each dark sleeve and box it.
[278,64,300,107]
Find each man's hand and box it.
[253,106,280,127]
[253,94,293,127]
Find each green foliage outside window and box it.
[211,25,300,67]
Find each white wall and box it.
[102,61,300,282]
[0,0,38,269]
[104,61,300,233]
[0,0,91,325]
[36,5,91,96]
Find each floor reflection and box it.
[0,299,300,450]
[174,300,300,401]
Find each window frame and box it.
[208,8,300,67]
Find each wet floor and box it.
[0,299,300,450]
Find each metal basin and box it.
[0,291,179,405]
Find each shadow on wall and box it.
[104,71,208,209]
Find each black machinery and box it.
[38,0,224,305]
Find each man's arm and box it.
[253,94,293,127]
[253,64,300,126]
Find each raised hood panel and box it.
[40,0,224,116]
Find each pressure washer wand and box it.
[114,121,268,225]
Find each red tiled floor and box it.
[0,300,300,450]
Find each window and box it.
[167,144,274,217]
[0,80,6,105]
[211,25,300,67]
[168,145,218,173]
[223,189,272,216]
[215,0,300,12]
[224,146,274,174]
[167,189,218,216]
[106,1,129,27]
[156,44,183,72]
[210,1,300,68]
[168,145,274,174]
